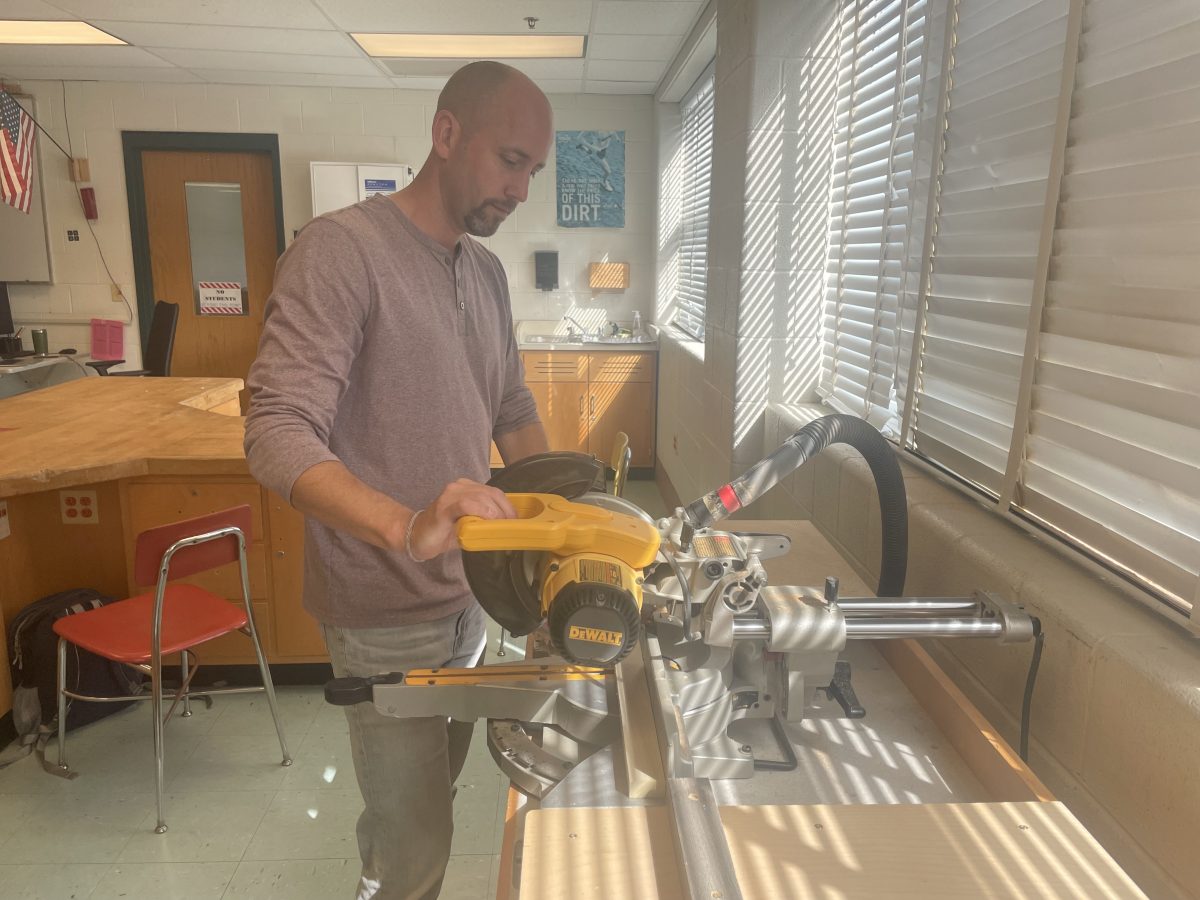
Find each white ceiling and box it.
[0,0,706,94]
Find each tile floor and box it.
[0,479,669,900]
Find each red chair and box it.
[52,504,292,833]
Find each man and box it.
[244,61,552,899]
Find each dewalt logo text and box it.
[568,625,623,646]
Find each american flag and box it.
[1,91,36,214]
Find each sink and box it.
[585,335,656,345]
[515,320,658,349]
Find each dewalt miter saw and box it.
[327,415,1042,900]
[453,491,660,666]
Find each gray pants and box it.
[322,603,487,900]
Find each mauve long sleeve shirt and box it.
[244,195,539,627]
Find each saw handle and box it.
[325,672,405,706]
[456,492,660,569]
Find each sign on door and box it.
[197,281,245,316]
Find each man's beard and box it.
[464,200,514,237]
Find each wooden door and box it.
[528,381,589,454]
[141,150,278,409]
[589,380,655,466]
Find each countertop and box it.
[0,376,247,497]
[518,339,658,352]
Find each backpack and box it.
[4,588,145,766]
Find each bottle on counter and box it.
[632,310,643,337]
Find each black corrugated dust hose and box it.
[679,414,908,597]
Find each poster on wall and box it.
[556,130,625,228]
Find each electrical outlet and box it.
[60,489,99,525]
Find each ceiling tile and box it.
[587,58,664,82]
[151,47,381,75]
[45,0,333,29]
[593,1,702,36]
[315,0,593,33]
[0,1,76,19]
[495,59,585,80]
[533,78,585,94]
[192,69,391,88]
[583,79,656,94]
[91,22,363,56]
[1,65,201,82]
[587,34,681,60]
[0,44,172,66]
[381,59,465,77]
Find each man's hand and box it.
[407,478,517,561]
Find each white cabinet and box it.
[310,162,414,218]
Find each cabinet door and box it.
[528,381,589,454]
[267,491,327,659]
[589,381,656,466]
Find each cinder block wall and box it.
[9,80,656,357]
[751,405,1199,899]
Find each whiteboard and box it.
[0,95,52,283]
[310,161,414,219]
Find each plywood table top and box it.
[521,801,1145,899]
[0,377,247,497]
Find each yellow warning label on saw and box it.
[568,625,624,646]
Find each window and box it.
[821,0,1200,620]
[675,67,715,341]
[821,0,928,434]
[908,0,1070,491]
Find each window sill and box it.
[660,325,704,361]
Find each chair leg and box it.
[179,650,192,717]
[150,661,168,834]
[55,638,70,773]
[245,625,292,767]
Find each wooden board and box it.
[614,643,665,799]
[521,801,1146,899]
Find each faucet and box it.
[562,315,591,340]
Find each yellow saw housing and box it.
[457,493,661,665]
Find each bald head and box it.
[407,61,552,242]
[437,61,548,136]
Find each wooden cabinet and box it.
[528,381,589,453]
[513,349,657,467]
[121,476,322,665]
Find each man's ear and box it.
[431,109,461,161]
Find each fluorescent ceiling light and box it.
[353,33,585,59]
[0,21,126,45]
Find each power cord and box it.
[1018,616,1044,763]
[60,81,135,324]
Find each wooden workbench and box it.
[0,377,323,720]
[506,520,1145,899]
[0,376,246,497]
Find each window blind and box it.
[1017,0,1200,613]
[675,70,716,341]
[821,0,927,433]
[907,0,1070,491]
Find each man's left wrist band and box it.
[404,509,425,562]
